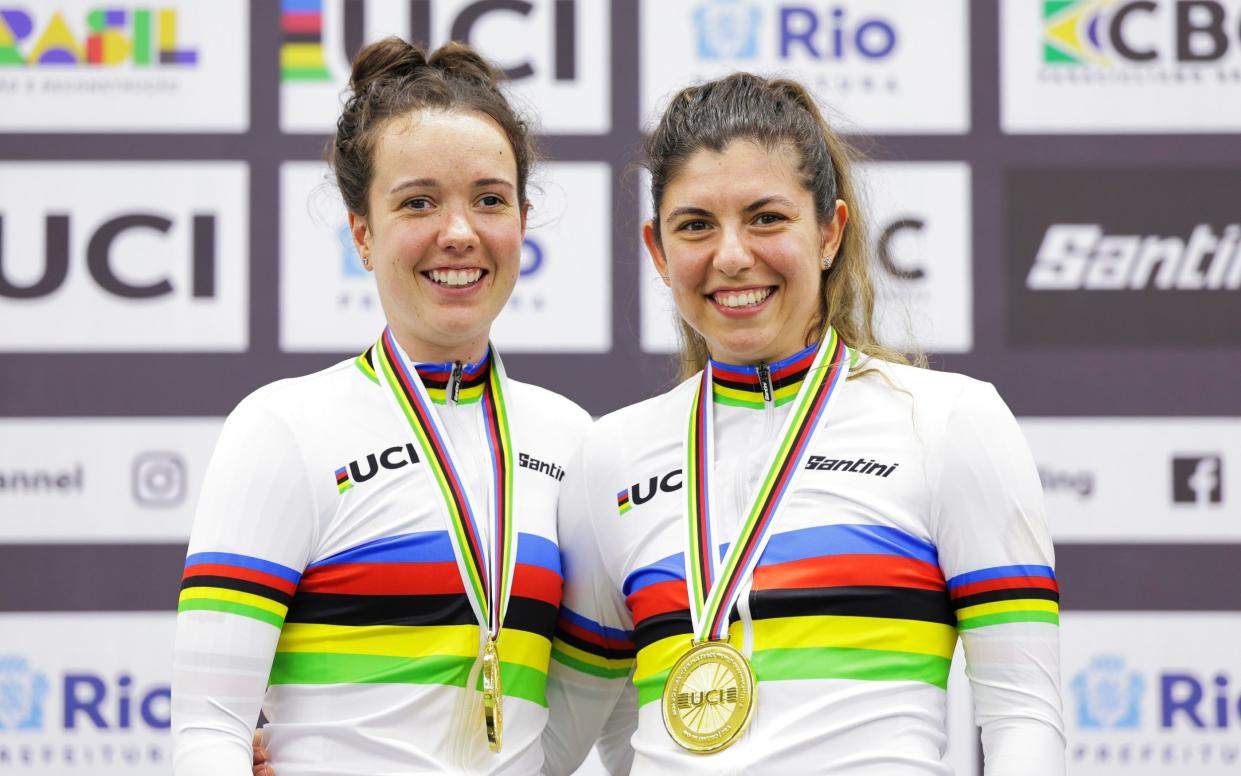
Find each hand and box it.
[253,730,273,776]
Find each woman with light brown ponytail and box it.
[543,73,1065,775]
[172,38,601,775]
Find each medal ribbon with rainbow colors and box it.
[373,326,515,750]
[684,328,851,644]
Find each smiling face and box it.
[349,109,525,363]
[645,139,847,366]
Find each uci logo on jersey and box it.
[334,443,420,495]
[617,468,683,515]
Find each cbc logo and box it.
[132,452,187,508]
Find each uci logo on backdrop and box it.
[278,0,610,133]
[0,162,248,352]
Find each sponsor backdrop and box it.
[1,1,1238,773]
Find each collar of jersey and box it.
[708,342,816,410]
[357,341,490,405]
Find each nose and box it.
[437,207,479,254]
[713,224,753,276]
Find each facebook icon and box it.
[1172,455,1223,506]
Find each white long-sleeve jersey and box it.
[543,348,1064,776]
[172,344,591,776]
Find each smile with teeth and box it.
[712,287,773,309]
[426,268,484,287]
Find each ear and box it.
[643,220,670,287]
[820,199,849,261]
[520,200,530,238]
[347,211,373,272]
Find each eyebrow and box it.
[665,205,714,221]
[665,195,798,221]
[388,177,515,195]
[742,195,797,213]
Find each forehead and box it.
[663,139,806,207]
[371,109,517,184]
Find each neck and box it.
[709,340,820,369]
[390,327,490,366]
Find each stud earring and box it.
[361,255,371,269]
[821,254,834,271]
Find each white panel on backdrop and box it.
[639,0,970,134]
[1021,418,1240,543]
[1002,0,1241,133]
[280,161,611,353]
[0,1,248,132]
[638,163,973,355]
[0,418,222,543]
[862,162,973,354]
[0,162,249,351]
[0,613,174,773]
[1061,612,1241,774]
[279,0,610,134]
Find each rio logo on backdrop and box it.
[692,0,898,63]
[1042,0,1241,72]
[0,654,169,767]
[0,7,196,67]
[1070,654,1241,766]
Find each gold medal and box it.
[661,641,756,753]
[482,638,503,752]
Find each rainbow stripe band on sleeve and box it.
[179,552,302,629]
[551,606,635,680]
[947,564,1060,630]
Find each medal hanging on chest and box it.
[374,327,515,753]
[662,329,850,754]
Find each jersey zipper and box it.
[757,362,773,404]
[447,361,464,405]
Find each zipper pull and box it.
[757,362,773,403]
[448,362,464,404]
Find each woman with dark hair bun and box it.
[543,72,1064,774]
[172,37,598,775]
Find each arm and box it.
[172,395,317,776]
[931,381,1065,776]
[541,434,637,776]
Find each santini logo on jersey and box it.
[518,453,565,482]
[1027,224,1241,291]
[334,443,421,494]
[805,456,899,478]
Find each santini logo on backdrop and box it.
[1026,223,1241,291]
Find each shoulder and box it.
[579,377,696,468]
[506,379,593,441]
[593,377,694,438]
[229,355,366,432]
[851,358,1005,422]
